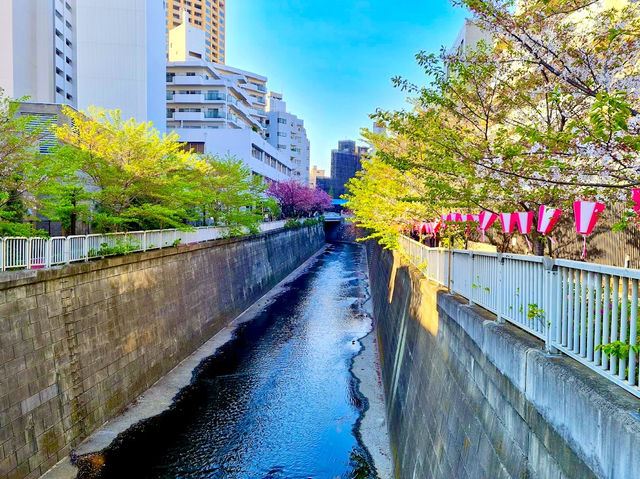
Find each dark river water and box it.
[87,243,376,479]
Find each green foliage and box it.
[345,0,640,255]
[596,341,640,361]
[88,240,140,258]
[527,304,545,323]
[285,217,322,229]
[285,218,302,229]
[0,89,67,236]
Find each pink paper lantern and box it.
[453,213,464,222]
[633,188,640,214]
[478,211,498,242]
[573,201,605,235]
[537,205,562,235]
[514,211,534,234]
[574,201,605,259]
[499,213,516,234]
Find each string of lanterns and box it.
[412,199,620,259]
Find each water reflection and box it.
[84,243,376,479]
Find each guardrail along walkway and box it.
[0,221,287,271]
[399,235,640,399]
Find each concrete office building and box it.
[266,92,311,185]
[0,0,166,131]
[324,140,369,198]
[167,17,293,182]
[166,0,226,63]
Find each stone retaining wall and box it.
[368,242,640,478]
[0,225,325,479]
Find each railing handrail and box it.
[398,234,640,399]
[0,220,288,272]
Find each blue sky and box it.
[226,1,469,171]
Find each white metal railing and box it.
[398,235,640,399]
[0,220,287,272]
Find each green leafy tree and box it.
[191,154,267,235]
[346,0,640,254]
[53,106,197,232]
[0,90,67,236]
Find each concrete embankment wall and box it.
[367,242,640,479]
[0,225,325,479]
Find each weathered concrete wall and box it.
[0,225,325,479]
[368,243,640,479]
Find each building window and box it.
[65,20,72,29]
[277,118,286,124]
[186,72,196,76]
[55,29,63,39]
[277,132,286,137]
[55,10,63,20]
[55,48,63,58]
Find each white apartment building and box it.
[166,16,293,182]
[0,0,166,130]
[0,0,77,105]
[266,92,311,185]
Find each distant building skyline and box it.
[316,140,368,198]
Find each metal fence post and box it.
[496,254,505,323]
[142,231,147,252]
[543,257,559,354]
[468,252,475,306]
[1,238,5,271]
[26,238,32,270]
[447,249,452,293]
[64,238,70,264]
[45,238,51,269]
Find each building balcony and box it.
[205,93,226,101]
[172,93,205,103]
[174,111,204,121]
[204,111,226,119]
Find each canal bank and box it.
[43,243,392,478]
[367,241,640,478]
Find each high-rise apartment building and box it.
[0,0,78,106]
[0,0,166,130]
[166,19,293,183]
[266,92,311,185]
[166,0,226,63]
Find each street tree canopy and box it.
[345,0,640,250]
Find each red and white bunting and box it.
[499,213,516,234]
[633,188,640,215]
[478,211,498,242]
[537,205,562,235]
[573,201,606,259]
[514,211,534,235]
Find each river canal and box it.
[88,243,379,478]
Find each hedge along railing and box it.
[398,235,640,399]
[0,220,287,271]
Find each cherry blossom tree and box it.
[267,180,331,217]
